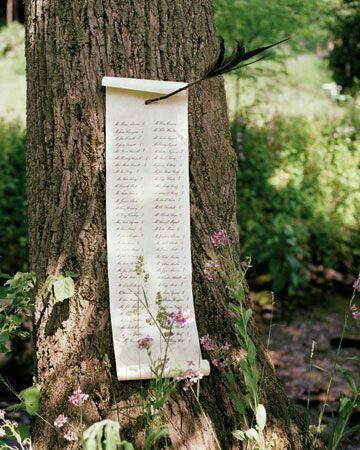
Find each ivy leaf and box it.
[53,277,75,302]
[19,386,41,416]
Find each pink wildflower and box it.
[136,335,153,350]
[0,410,5,420]
[219,360,227,369]
[239,152,245,161]
[211,358,227,369]
[351,304,360,320]
[210,229,228,248]
[200,335,215,352]
[353,275,360,292]
[204,261,219,281]
[167,307,194,328]
[222,342,231,351]
[64,431,78,442]
[176,362,204,391]
[54,414,68,428]
[0,428,5,438]
[68,387,89,407]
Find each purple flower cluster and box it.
[200,335,215,352]
[211,358,227,369]
[353,275,360,292]
[64,430,78,442]
[200,335,232,370]
[136,335,153,350]
[54,414,68,428]
[68,387,89,407]
[166,307,194,328]
[176,361,204,391]
[210,229,228,248]
[351,304,360,320]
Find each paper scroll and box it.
[102,77,210,380]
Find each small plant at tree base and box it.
[327,370,359,450]
[203,229,270,449]
[0,408,32,450]
[0,272,36,353]
[132,257,203,449]
[310,273,360,449]
[0,270,78,354]
[82,419,134,450]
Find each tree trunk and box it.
[25,1,306,448]
[6,0,13,26]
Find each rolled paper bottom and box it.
[116,359,210,381]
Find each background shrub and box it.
[0,22,25,56]
[0,119,27,274]
[232,110,360,295]
[329,0,360,92]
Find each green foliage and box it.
[0,272,35,353]
[233,109,360,294]
[215,0,338,55]
[0,23,25,56]
[0,119,27,274]
[0,24,25,121]
[329,0,360,92]
[328,371,359,450]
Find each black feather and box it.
[208,37,288,77]
[210,41,246,77]
[145,37,289,104]
[239,37,289,62]
[203,36,226,78]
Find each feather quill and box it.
[145,37,288,104]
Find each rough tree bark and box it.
[25,1,306,448]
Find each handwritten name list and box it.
[102,77,210,380]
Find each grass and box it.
[224,53,347,124]
[0,51,26,123]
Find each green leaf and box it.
[53,277,75,302]
[10,315,22,326]
[82,420,121,450]
[232,430,246,441]
[339,396,351,412]
[6,402,24,412]
[256,403,267,431]
[65,271,79,279]
[340,369,358,396]
[19,386,41,416]
[244,308,253,325]
[237,285,245,301]
[244,428,259,441]
[247,340,257,365]
[120,441,135,450]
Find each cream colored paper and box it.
[102,77,210,380]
